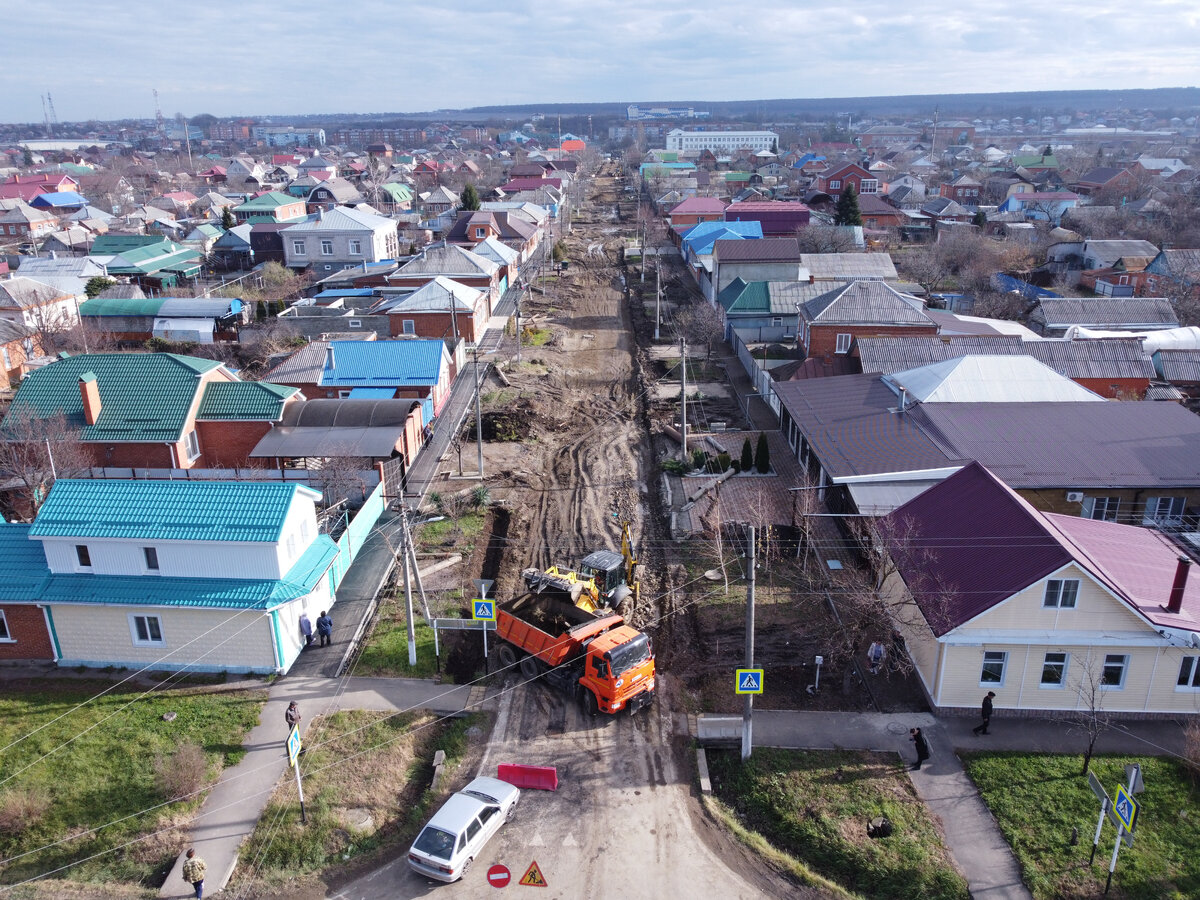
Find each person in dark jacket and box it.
[973,691,996,735]
[909,727,930,770]
[316,611,333,647]
[285,700,301,732]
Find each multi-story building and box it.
[665,129,779,153]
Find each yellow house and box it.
[884,462,1200,717]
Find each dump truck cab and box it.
[579,625,655,715]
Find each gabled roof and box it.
[307,178,365,204]
[234,191,300,211]
[284,205,393,233]
[472,235,520,266]
[0,277,69,310]
[715,237,800,263]
[31,479,320,543]
[389,243,498,278]
[377,276,484,313]
[319,339,446,388]
[1076,166,1128,185]
[883,355,1104,403]
[800,281,933,326]
[680,220,762,256]
[798,253,898,281]
[0,524,50,601]
[196,381,298,420]
[717,278,770,313]
[668,197,727,217]
[1032,298,1179,329]
[5,352,223,443]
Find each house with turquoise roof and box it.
[0,479,339,674]
[232,191,308,225]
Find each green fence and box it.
[328,479,387,592]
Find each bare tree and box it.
[796,225,860,254]
[673,298,725,358]
[0,409,92,519]
[1066,653,1114,775]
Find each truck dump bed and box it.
[498,592,623,668]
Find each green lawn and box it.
[236,710,480,887]
[0,682,265,887]
[521,327,553,347]
[963,753,1200,899]
[414,511,484,551]
[354,606,445,679]
[707,748,968,900]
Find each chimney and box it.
[899,387,908,412]
[324,344,335,371]
[79,372,101,425]
[1165,556,1192,614]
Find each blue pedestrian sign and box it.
[1113,784,1139,832]
[735,668,764,694]
[286,724,302,768]
[473,599,496,621]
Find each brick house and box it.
[384,243,502,312]
[938,175,982,208]
[813,163,879,199]
[798,281,937,359]
[0,319,41,382]
[233,191,308,224]
[2,352,299,470]
[667,197,727,237]
[0,202,59,242]
[376,277,489,342]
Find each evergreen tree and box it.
[739,437,754,472]
[220,206,236,231]
[834,182,863,227]
[461,183,481,211]
[754,432,770,474]
[972,209,988,228]
[1043,144,1053,157]
[84,276,116,299]
[22,146,33,167]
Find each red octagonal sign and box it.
[487,863,511,888]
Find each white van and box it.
[407,776,520,882]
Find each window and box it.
[130,614,164,647]
[1143,496,1185,526]
[835,333,853,354]
[1177,656,1200,689]
[1082,496,1120,521]
[478,805,500,825]
[1101,653,1129,688]
[286,535,297,558]
[1041,652,1068,686]
[0,610,10,641]
[184,431,200,462]
[2,347,10,369]
[475,227,486,239]
[76,545,92,568]
[348,239,362,255]
[348,319,362,328]
[828,179,841,190]
[143,547,159,571]
[402,319,416,335]
[981,651,1007,685]
[292,239,306,256]
[1043,579,1079,609]
[466,817,482,842]
[860,179,879,193]
[320,240,334,256]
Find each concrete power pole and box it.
[679,337,688,463]
[742,525,756,761]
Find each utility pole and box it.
[515,285,523,364]
[742,524,756,761]
[400,503,417,667]
[654,259,662,341]
[679,336,688,463]
[473,343,484,479]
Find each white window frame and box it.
[1101,653,1129,690]
[348,239,362,255]
[835,333,853,354]
[860,179,879,194]
[286,534,297,559]
[348,319,362,328]
[143,547,160,572]
[402,319,416,335]
[320,240,334,256]
[292,239,306,256]
[129,613,165,647]
[1143,496,1185,526]
[1043,579,1079,609]
[1040,651,1069,688]
[0,609,11,642]
[1081,496,1120,522]
[475,227,486,239]
[980,650,1008,686]
[1177,656,1200,690]
[184,430,201,462]
[829,179,842,190]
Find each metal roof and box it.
[797,253,898,281]
[1032,298,1178,329]
[883,356,1104,403]
[1155,349,1200,382]
[5,352,223,443]
[714,238,800,263]
[389,244,498,278]
[250,398,419,457]
[31,479,320,543]
[801,281,934,326]
[320,339,445,388]
[0,524,50,601]
[196,381,297,420]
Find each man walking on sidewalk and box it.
[909,727,930,770]
[181,848,206,899]
[973,691,996,735]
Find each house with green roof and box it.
[2,352,299,472]
[232,191,308,225]
[77,296,246,344]
[90,236,203,288]
[2,479,340,674]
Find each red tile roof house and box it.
[667,197,727,243]
[711,237,806,297]
[813,163,880,200]
[880,461,1200,717]
[723,200,811,237]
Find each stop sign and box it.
[487,863,511,887]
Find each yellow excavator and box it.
[523,523,640,614]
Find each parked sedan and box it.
[407,776,520,883]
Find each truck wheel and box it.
[583,690,598,717]
[519,656,541,680]
[497,644,519,669]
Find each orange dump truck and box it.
[495,575,655,716]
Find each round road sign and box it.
[487,864,511,887]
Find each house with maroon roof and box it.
[667,197,727,234]
[882,461,1200,717]
[723,200,811,237]
[813,163,879,200]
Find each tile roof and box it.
[0,524,51,601]
[5,352,223,443]
[31,479,319,543]
[801,281,933,326]
[39,535,338,610]
[196,381,297,420]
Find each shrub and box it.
[0,786,50,836]
[691,448,708,470]
[471,485,491,508]
[716,451,732,472]
[740,438,753,472]
[755,432,770,474]
[153,741,209,801]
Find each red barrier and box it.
[497,762,559,791]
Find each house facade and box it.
[282,206,399,273]
[813,163,879,199]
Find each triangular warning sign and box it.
[519,859,548,887]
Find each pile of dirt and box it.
[476,404,537,441]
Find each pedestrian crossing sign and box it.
[1114,784,1139,833]
[286,724,302,768]
[473,599,496,621]
[735,668,764,694]
[518,859,548,887]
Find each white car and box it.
[407,776,520,882]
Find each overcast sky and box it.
[4,0,1199,123]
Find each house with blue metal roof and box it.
[3,479,340,674]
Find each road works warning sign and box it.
[519,860,548,887]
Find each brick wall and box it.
[804,324,938,359]
[0,605,55,659]
[86,442,176,468]
[195,421,276,467]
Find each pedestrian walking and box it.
[316,610,333,647]
[299,613,313,648]
[867,640,886,675]
[181,848,206,899]
[285,700,301,732]
[972,691,996,735]
[909,727,930,770]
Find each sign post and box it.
[473,578,495,674]
[287,725,306,825]
[1087,770,1109,865]
[1104,767,1141,895]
